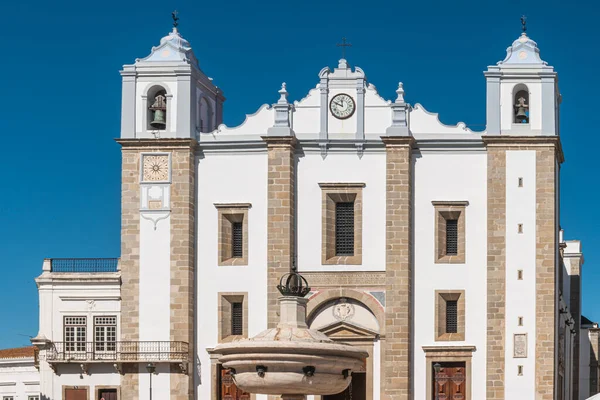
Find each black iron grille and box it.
[446,219,458,255]
[232,222,243,258]
[335,202,354,256]
[231,302,243,335]
[446,300,458,333]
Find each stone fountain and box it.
[215,272,368,400]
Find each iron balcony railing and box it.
[45,341,189,362]
[50,258,119,273]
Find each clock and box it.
[330,93,356,119]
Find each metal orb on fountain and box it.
[214,269,368,399]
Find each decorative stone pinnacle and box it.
[277,82,289,104]
[395,82,405,103]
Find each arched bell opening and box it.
[513,84,530,124]
[197,96,213,133]
[308,297,380,400]
[147,86,168,131]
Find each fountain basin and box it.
[217,340,366,395]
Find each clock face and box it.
[330,93,356,119]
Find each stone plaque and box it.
[514,333,527,358]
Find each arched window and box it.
[513,84,529,124]
[147,86,167,130]
[198,97,213,133]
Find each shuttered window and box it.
[231,302,243,336]
[232,222,243,258]
[446,219,458,255]
[446,300,458,333]
[335,202,354,256]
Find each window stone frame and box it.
[435,290,466,341]
[432,201,468,264]
[319,183,365,265]
[218,292,248,343]
[215,203,251,266]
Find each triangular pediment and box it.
[318,321,378,340]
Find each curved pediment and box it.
[410,103,475,135]
[137,28,198,66]
[213,104,273,136]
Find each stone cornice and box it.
[482,135,564,163]
[422,345,477,353]
[261,135,298,148]
[35,272,121,287]
[116,138,198,150]
[318,182,366,189]
[380,136,416,147]
[213,203,252,209]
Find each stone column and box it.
[484,142,506,400]
[381,136,414,400]
[263,136,297,328]
[169,141,197,400]
[119,146,141,400]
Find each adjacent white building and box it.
[29,17,588,400]
[0,347,40,400]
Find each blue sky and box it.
[1,0,597,348]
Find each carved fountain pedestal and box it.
[214,273,368,400]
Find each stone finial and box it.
[268,83,295,136]
[395,82,405,103]
[277,82,289,105]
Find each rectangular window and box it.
[335,202,355,256]
[446,300,458,333]
[232,222,243,258]
[215,203,251,266]
[518,177,524,187]
[4,397,14,400]
[28,396,39,400]
[219,293,248,342]
[518,365,524,376]
[433,201,468,264]
[518,270,523,280]
[518,316,524,326]
[445,219,458,255]
[64,316,87,352]
[94,316,117,352]
[231,302,243,336]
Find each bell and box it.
[150,109,166,129]
[149,93,167,129]
[515,106,528,123]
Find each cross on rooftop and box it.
[336,37,352,59]
[172,10,180,28]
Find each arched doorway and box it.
[308,297,380,400]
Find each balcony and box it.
[45,341,189,374]
[47,258,119,273]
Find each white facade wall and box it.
[139,215,172,399]
[196,151,269,400]
[0,358,39,400]
[505,150,537,397]
[412,150,488,400]
[297,150,386,272]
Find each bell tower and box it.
[120,14,225,139]
[484,19,560,136]
[117,14,222,400]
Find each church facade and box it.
[31,20,586,400]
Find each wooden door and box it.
[219,366,250,400]
[64,389,87,400]
[432,362,466,400]
[98,388,117,400]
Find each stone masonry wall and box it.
[382,137,414,400]
[169,143,196,400]
[264,136,297,328]
[119,148,141,400]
